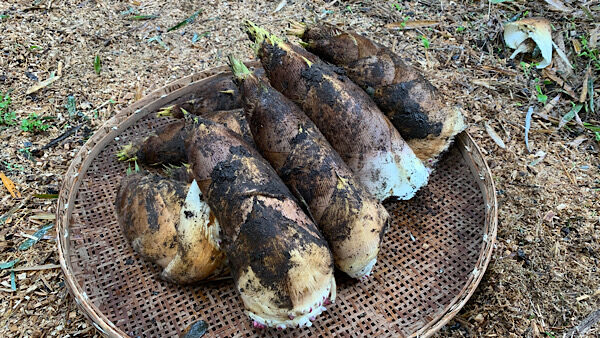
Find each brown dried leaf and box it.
[580,67,591,103]
[572,39,582,54]
[29,213,56,221]
[541,69,577,99]
[543,210,556,222]
[25,72,60,95]
[568,135,587,147]
[484,122,506,149]
[385,20,440,29]
[0,172,21,198]
[543,0,572,12]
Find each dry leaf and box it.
[543,211,556,222]
[385,20,440,30]
[543,0,572,12]
[525,107,533,152]
[272,0,287,13]
[29,213,56,221]
[134,82,143,101]
[529,150,546,166]
[472,79,496,90]
[553,32,574,76]
[541,69,576,98]
[25,72,60,95]
[590,27,599,49]
[572,39,582,54]
[0,172,21,198]
[540,94,561,117]
[568,135,587,147]
[580,67,591,103]
[504,18,553,69]
[552,41,573,69]
[484,122,506,149]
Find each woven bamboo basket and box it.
[57,64,497,337]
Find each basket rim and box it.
[56,64,497,338]
[414,132,498,338]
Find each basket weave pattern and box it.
[57,66,497,337]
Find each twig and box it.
[558,157,577,186]
[0,200,27,225]
[11,264,60,272]
[31,124,83,156]
[564,309,600,337]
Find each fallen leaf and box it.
[385,20,440,30]
[26,71,60,95]
[33,193,58,199]
[543,0,572,12]
[0,259,19,270]
[540,94,561,117]
[551,41,573,69]
[0,172,21,198]
[484,122,506,149]
[590,27,599,49]
[556,203,568,210]
[543,211,556,222]
[572,39,582,54]
[94,55,101,75]
[568,135,587,147]
[10,271,16,291]
[541,69,577,99]
[504,18,553,69]
[18,224,54,251]
[559,104,583,129]
[29,213,55,221]
[473,79,496,90]
[529,150,546,166]
[553,32,574,76]
[167,9,202,32]
[272,0,287,13]
[525,106,533,152]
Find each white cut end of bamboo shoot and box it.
[346,257,377,279]
[358,146,429,201]
[245,276,336,328]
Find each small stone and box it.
[524,235,534,243]
[180,319,208,337]
[474,314,484,323]
[422,243,430,249]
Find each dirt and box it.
[0,0,598,337]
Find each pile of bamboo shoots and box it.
[114,21,464,330]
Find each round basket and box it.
[57,65,497,337]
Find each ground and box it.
[0,0,598,337]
